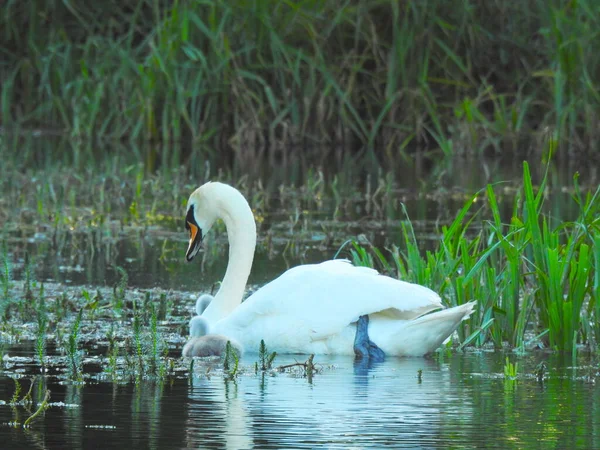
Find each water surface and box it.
[1,353,598,449]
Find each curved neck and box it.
[201,186,256,324]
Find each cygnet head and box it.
[189,316,210,338]
[195,294,213,315]
[182,328,244,358]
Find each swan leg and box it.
[353,315,385,361]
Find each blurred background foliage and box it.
[1,0,599,168]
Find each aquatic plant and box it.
[106,326,119,379]
[35,284,47,372]
[0,245,11,313]
[54,292,69,324]
[112,266,128,316]
[305,355,317,382]
[82,289,101,323]
[19,378,35,407]
[258,340,277,371]
[520,164,598,355]
[535,362,547,383]
[126,297,170,379]
[0,334,5,370]
[157,293,169,321]
[503,357,519,380]
[23,389,51,427]
[67,309,84,381]
[148,302,166,376]
[351,161,600,353]
[132,305,145,374]
[593,235,600,346]
[23,253,35,302]
[223,341,240,380]
[10,378,22,405]
[275,354,318,381]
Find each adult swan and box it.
[184,182,475,357]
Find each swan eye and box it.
[185,221,190,231]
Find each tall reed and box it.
[353,162,600,353]
[2,0,599,162]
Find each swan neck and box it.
[202,188,256,324]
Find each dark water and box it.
[1,353,599,449]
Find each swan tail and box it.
[391,301,476,356]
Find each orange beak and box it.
[186,222,202,261]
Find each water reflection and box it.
[185,356,471,449]
[186,376,252,449]
[1,353,600,448]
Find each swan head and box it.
[185,182,219,261]
[189,316,210,337]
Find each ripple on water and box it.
[1,353,600,449]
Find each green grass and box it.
[350,161,600,354]
[1,0,599,161]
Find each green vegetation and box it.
[10,378,22,405]
[2,0,599,162]
[23,254,35,302]
[503,357,518,380]
[6,377,51,428]
[148,303,164,375]
[112,266,129,316]
[223,341,240,379]
[1,246,12,309]
[0,272,186,383]
[35,284,47,372]
[258,339,277,371]
[22,389,51,427]
[66,309,84,381]
[106,326,120,379]
[350,162,600,354]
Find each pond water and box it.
[3,154,597,290]
[1,154,599,448]
[1,353,599,449]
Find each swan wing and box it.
[221,259,443,340]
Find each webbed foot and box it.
[353,314,385,362]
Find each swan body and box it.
[185,182,475,357]
[182,316,243,358]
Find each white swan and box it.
[195,294,213,315]
[184,182,476,356]
[182,316,244,358]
